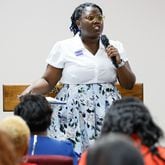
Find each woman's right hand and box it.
[18,64,62,99]
[17,86,33,100]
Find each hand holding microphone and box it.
[101,35,123,68]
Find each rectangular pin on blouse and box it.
[74,50,83,56]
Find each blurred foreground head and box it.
[87,133,144,165]
[0,129,17,165]
[101,96,163,147]
[0,116,30,163]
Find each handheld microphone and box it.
[101,35,118,68]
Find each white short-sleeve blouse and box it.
[46,34,128,84]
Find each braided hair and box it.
[14,94,53,133]
[70,2,103,35]
[101,96,165,162]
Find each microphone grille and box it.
[101,35,109,47]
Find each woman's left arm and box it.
[116,62,136,89]
[106,45,136,89]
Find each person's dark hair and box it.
[101,96,165,161]
[70,2,103,35]
[87,133,144,165]
[14,94,53,133]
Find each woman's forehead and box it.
[82,6,101,16]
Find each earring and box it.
[78,26,81,31]
[77,27,81,35]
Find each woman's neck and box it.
[81,35,99,44]
[81,36,100,55]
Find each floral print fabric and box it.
[47,83,121,155]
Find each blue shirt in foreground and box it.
[28,135,79,165]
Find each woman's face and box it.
[77,6,104,38]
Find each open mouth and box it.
[93,25,101,31]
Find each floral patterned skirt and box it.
[47,83,121,155]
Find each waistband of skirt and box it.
[62,83,116,89]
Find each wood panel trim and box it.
[3,83,143,112]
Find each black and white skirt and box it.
[47,83,121,155]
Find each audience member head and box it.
[0,116,30,164]
[87,133,144,165]
[70,2,103,35]
[14,94,53,135]
[0,129,17,165]
[101,96,164,157]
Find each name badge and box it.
[74,50,83,56]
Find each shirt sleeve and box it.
[46,41,65,68]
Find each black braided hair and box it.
[70,2,103,35]
[101,97,165,162]
[14,94,53,133]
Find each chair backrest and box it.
[27,155,73,165]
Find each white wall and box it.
[1,0,165,138]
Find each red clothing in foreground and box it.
[78,151,87,165]
[21,163,37,165]
[78,136,165,165]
